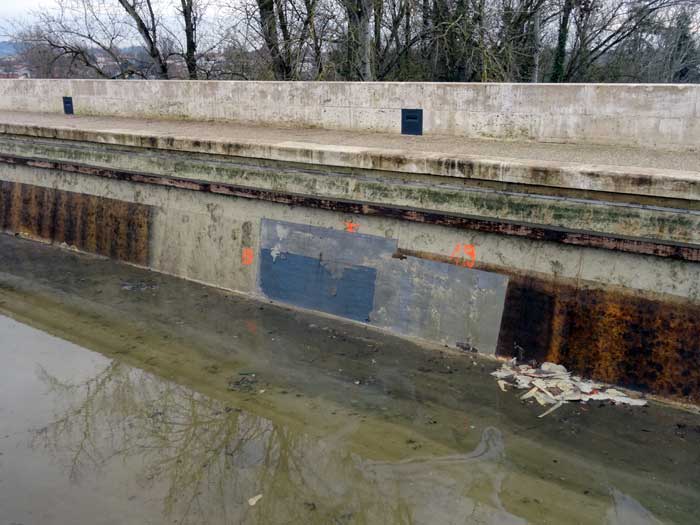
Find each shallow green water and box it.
[0,235,699,524]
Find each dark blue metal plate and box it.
[401,108,423,135]
[62,96,74,115]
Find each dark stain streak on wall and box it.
[0,181,151,266]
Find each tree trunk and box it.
[303,0,323,78]
[343,0,373,80]
[256,0,291,79]
[430,0,445,80]
[531,7,540,82]
[550,0,574,82]
[373,0,383,74]
[275,0,294,76]
[402,0,412,76]
[421,0,431,59]
[476,0,487,81]
[118,0,169,79]
[180,0,197,80]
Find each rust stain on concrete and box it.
[0,181,151,265]
[398,248,700,402]
[559,288,700,399]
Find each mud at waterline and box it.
[0,234,699,524]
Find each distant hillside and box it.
[0,41,19,57]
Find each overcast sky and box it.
[0,1,46,21]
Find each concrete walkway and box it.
[1,110,699,202]
[1,110,698,170]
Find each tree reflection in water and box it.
[31,361,323,524]
[31,360,523,525]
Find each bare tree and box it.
[4,0,698,82]
[117,0,170,78]
[178,0,199,78]
[342,0,373,79]
[7,0,224,79]
[255,0,293,78]
[9,0,142,79]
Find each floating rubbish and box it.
[228,374,259,392]
[492,360,647,417]
[538,400,565,418]
[120,280,159,292]
[248,494,263,506]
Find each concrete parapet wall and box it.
[0,80,697,150]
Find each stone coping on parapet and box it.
[0,111,698,202]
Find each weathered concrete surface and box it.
[0,107,699,401]
[0,111,698,201]
[0,80,698,150]
[2,166,700,400]
[0,117,698,251]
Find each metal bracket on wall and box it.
[401,108,423,135]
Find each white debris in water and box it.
[248,494,263,506]
[492,360,647,417]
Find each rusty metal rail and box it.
[1,153,699,262]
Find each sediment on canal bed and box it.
[0,87,698,404]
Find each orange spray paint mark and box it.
[241,247,254,265]
[450,243,476,268]
[244,319,257,335]
[344,221,359,233]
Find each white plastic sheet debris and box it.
[492,360,647,417]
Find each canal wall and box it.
[0,80,699,402]
[0,79,698,150]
